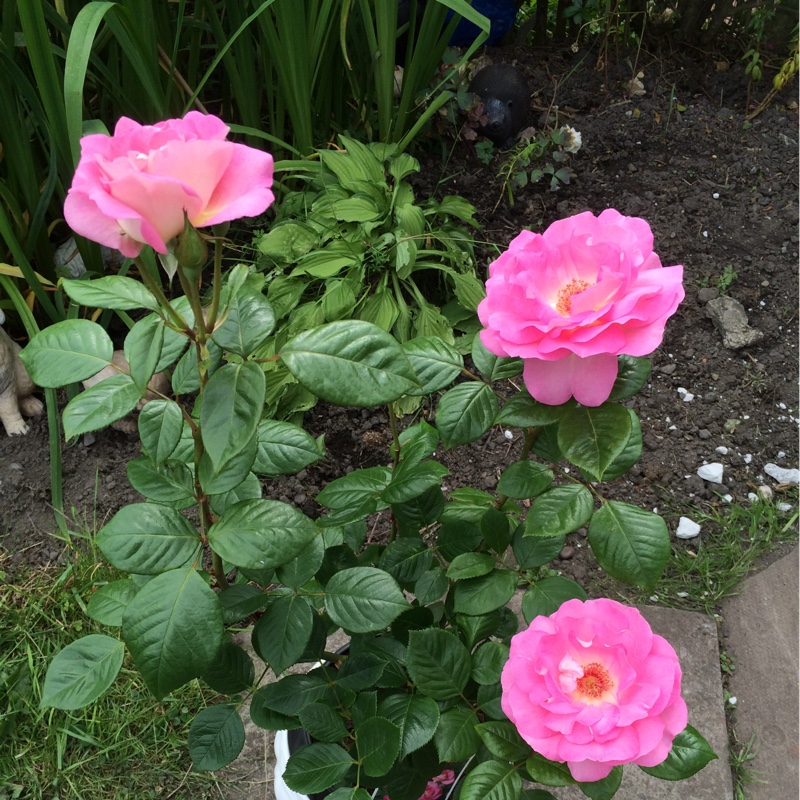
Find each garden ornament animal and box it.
[0,310,44,436]
[469,62,531,148]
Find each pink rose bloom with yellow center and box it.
[64,112,274,258]
[500,598,688,783]
[477,210,684,406]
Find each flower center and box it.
[555,278,591,316]
[575,661,614,699]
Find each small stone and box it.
[697,462,724,482]
[699,429,712,439]
[676,517,702,539]
[659,363,677,375]
[756,485,774,501]
[715,446,729,455]
[778,502,793,512]
[559,545,576,560]
[697,287,720,304]
[706,295,765,349]
[764,463,800,485]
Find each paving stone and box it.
[722,550,799,800]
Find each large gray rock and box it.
[706,295,765,350]
[722,550,799,800]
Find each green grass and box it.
[0,545,225,800]
[634,491,798,614]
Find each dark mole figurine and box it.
[468,63,531,149]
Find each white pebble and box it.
[728,696,738,706]
[722,494,733,503]
[744,454,753,464]
[676,517,702,539]
[669,424,677,431]
[764,463,800,485]
[504,430,513,441]
[682,392,694,402]
[778,450,786,457]
[703,231,709,238]
[649,596,659,603]
[778,502,793,512]
[676,591,689,598]
[712,193,720,199]
[779,403,787,410]
[697,462,724,483]
[748,492,759,502]
[757,485,774,501]
[715,446,729,455]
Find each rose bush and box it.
[477,209,684,406]
[501,598,688,783]
[64,111,274,257]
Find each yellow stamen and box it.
[555,278,590,316]
[576,662,613,699]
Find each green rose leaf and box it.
[588,501,670,590]
[40,634,124,710]
[497,461,554,500]
[122,567,223,699]
[600,410,643,481]
[379,539,433,585]
[475,720,531,762]
[472,338,523,381]
[526,752,577,787]
[324,567,409,633]
[335,653,385,691]
[202,642,255,695]
[434,705,481,762]
[62,276,160,311]
[436,382,499,448]
[138,399,184,465]
[299,702,350,743]
[557,404,632,481]
[208,499,318,571]
[378,694,440,758]
[63,374,142,439]
[200,361,265,469]
[198,435,258,495]
[453,570,518,616]
[210,472,263,516]
[219,583,269,624]
[576,765,622,800]
[123,313,164,394]
[406,629,471,700]
[471,642,510,686]
[639,724,718,780]
[356,716,402,777]
[414,568,449,605]
[258,674,331,717]
[283,743,354,794]
[447,552,495,580]
[281,321,419,406]
[402,337,464,395]
[20,319,113,387]
[188,704,245,771]
[512,525,565,570]
[481,506,514,554]
[460,758,522,800]
[253,419,324,475]
[127,457,194,504]
[497,392,571,428]
[252,595,313,675]
[521,577,587,622]
[525,485,594,538]
[212,290,276,357]
[86,580,139,627]
[96,503,200,574]
[317,467,392,510]
[249,687,300,731]
[96,503,202,575]
[381,461,449,505]
[171,339,223,395]
[608,356,651,401]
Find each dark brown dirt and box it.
[1,45,797,590]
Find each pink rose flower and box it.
[431,769,456,786]
[477,210,684,406]
[64,112,274,258]
[500,598,688,783]
[418,782,442,800]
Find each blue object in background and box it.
[447,0,518,47]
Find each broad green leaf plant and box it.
[25,119,715,800]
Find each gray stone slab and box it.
[722,549,799,800]
[220,605,731,800]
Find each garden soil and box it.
[1,45,797,592]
